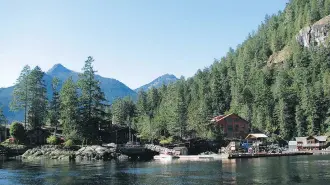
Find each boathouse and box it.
[211,113,250,139]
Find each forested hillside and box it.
[112,0,330,142]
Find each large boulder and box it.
[75,145,115,160]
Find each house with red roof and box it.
[211,113,250,139]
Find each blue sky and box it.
[0,0,288,89]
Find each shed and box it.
[288,141,298,151]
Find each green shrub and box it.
[9,122,25,143]
[159,136,173,145]
[46,135,58,145]
[64,139,73,147]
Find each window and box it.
[227,125,233,132]
[235,124,239,132]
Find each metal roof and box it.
[295,137,307,141]
[289,141,297,145]
[245,133,268,139]
[295,136,328,142]
[314,136,328,142]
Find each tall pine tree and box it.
[78,56,106,143]
[60,77,80,141]
[10,65,31,129]
[48,77,61,135]
[27,66,47,129]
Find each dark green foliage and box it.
[0,107,7,140]
[60,77,80,141]
[48,77,60,135]
[78,56,106,143]
[9,122,25,143]
[0,107,6,126]
[27,66,47,129]
[10,65,31,128]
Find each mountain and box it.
[0,64,137,122]
[46,64,137,103]
[135,74,178,92]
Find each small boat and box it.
[154,151,179,160]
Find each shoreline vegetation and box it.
[2,0,330,162]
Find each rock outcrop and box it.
[22,145,75,160]
[144,144,175,153]
[21,144,120,161]
[75,145,117,160]
[296,15,330,48]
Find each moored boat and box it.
[154,151,179,160]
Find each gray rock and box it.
[296,15,330,48]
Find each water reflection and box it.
[1,155,330,185]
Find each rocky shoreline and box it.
[21,144,121,161]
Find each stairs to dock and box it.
[223,141,236,154]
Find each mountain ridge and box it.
[134,74,178,92]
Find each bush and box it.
[64,139,74,148]
[159,136,173,145]
[46,135,58,145]
[9,122,25,143]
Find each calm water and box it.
[1,155,330,185]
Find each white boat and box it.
[154,152,179,160]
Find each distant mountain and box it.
[135,74,178,92]
[0,64,137,122]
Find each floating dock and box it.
[154,151,318,161]
[228,152,313,159]
[154,154,229,161]
[178,154,228,160]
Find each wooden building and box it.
[26,128,51,145]
[211,113,250,139]
[295,136,328,150]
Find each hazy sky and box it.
[0,0,288,89]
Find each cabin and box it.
[26,128,51,145]
[211,113,250,139]
[295,136,328,150]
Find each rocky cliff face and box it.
[296,15,330,48]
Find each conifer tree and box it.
[78,56,106,143]
[48,77,60,135]
[27,66,47,129]
[10,65,31,129]
[60,77,80,141]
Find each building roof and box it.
[295,136,328,142]
[289,141,297,145]
[245,133,268,139]
[295,137,307,142]
[314,136,328,142]
[211,113,248,123]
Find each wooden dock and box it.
[178,154,228,160]
[228,152,313,159]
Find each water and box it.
[1,155,330,185]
